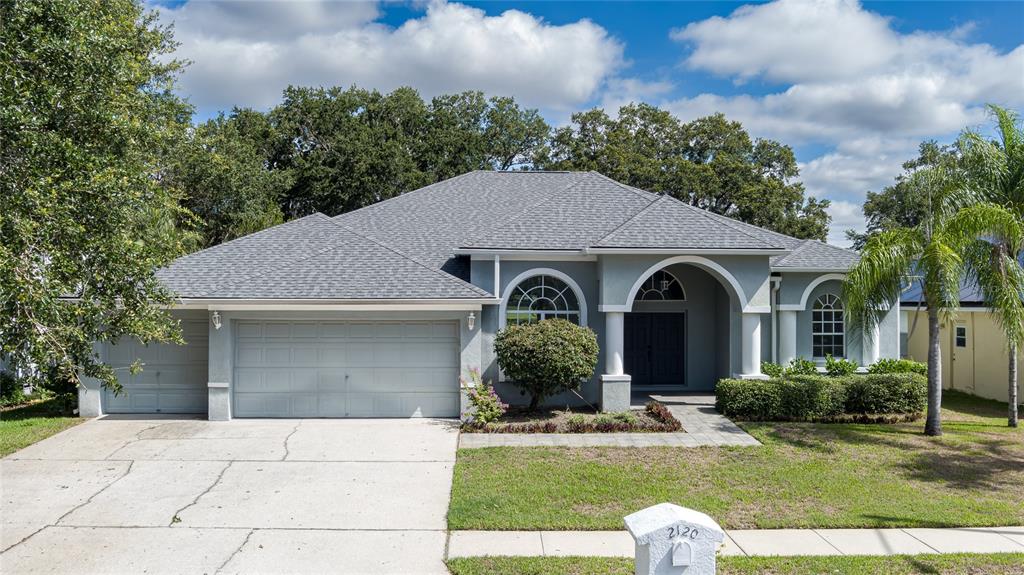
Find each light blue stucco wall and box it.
[782,274,899,367]
[472,258,603,405]
[598,254,772,311]
[468,255,903,407]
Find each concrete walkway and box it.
[459,393,760,448]
[2,416,459,575]
[447,527,1024,558]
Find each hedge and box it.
[716,373,927,422]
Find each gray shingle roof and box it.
[593,195,787,250]
[460,172,653,250]
[159,171,858,300]
[159,214,488,299]
[770,240,859,270]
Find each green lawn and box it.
[449,391,1024,530]
[446,554,1024,575]
[0,398,82,457]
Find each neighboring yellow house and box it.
[902,298,1024,405]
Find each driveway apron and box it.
[1,416,458,574]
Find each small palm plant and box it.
[844,159,1022,436]
[959,105,1024,427]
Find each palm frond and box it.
[843,227,922,339]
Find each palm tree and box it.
[960,105,1024,427]
[844,159,1022,436]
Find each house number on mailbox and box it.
[667,525,699,540]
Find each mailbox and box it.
[624,503,725,575]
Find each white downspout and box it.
[493,255,500,299]
[770,276,778,360]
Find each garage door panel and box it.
[233,320,459,418]
[316,370,346,392]
[104,319,208,414]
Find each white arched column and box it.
[864,322,881,366]
[778,310,797,367]
[600,311,630,412]
[740,313,765,378]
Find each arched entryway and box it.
[623,264,734,391]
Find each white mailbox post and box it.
[624,503,724,575]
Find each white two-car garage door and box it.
[232,320,461,418]
[104,319,209,414]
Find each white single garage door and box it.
[104,320,209,414]
[233,320,460,418]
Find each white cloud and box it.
[673,0,896,84]
[667,0,1024,245]
[825,200,865,247]
[154,0,625,115]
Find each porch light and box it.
[212,311,222,330]
[467,312,476,331]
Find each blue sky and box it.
[151,0,1024,245]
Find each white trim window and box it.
[635,270,686,301]
[812,294,845,358]
[505,274,582,326]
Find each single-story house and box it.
[78,171,899,420]
[902,282,1024,405]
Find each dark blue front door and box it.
[624,312,686,387]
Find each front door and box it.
[624,312,686,387]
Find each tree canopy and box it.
[181,94,831,242]
[846,141,956,250]
[1,0,194,389]
[536,104,831,240]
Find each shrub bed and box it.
[716,373,926,422]
[463,401,682,433]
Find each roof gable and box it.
[460,172,653,250]
[593,195,787,250]
[770,240,859,270]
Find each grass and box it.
[449,391,1024,530]
[0,398,82,457]
[446,554,1024,575]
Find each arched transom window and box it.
[636,270,686,301]
[812,294,845,358]
[506,275,581,326]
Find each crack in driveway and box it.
[281,421,301,461]
[1,460,136,554]
[215,528,255,574]
[168,460,234,526]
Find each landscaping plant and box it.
[825,354,859,377]
[460,368,507,426]
[868,358,928,376]
[716,373,927,422]
[493,319,598,411]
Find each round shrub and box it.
[494,319,599,410]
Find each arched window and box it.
[635,270,686,301]
[505,274,582,326]
[812,294,845,358]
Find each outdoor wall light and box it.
[467,312,476,331]
[212,310,222,330]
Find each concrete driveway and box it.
[1,416,459,574]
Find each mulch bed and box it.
[462,401,682,434]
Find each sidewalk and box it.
[446,527,1024,558]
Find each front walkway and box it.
[459,393,759,448]
[447,527,1024,558]
[1,416,459,574]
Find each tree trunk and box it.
[1010,341,1019,428]
[925,307,943,436]
[528,394,541,412]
